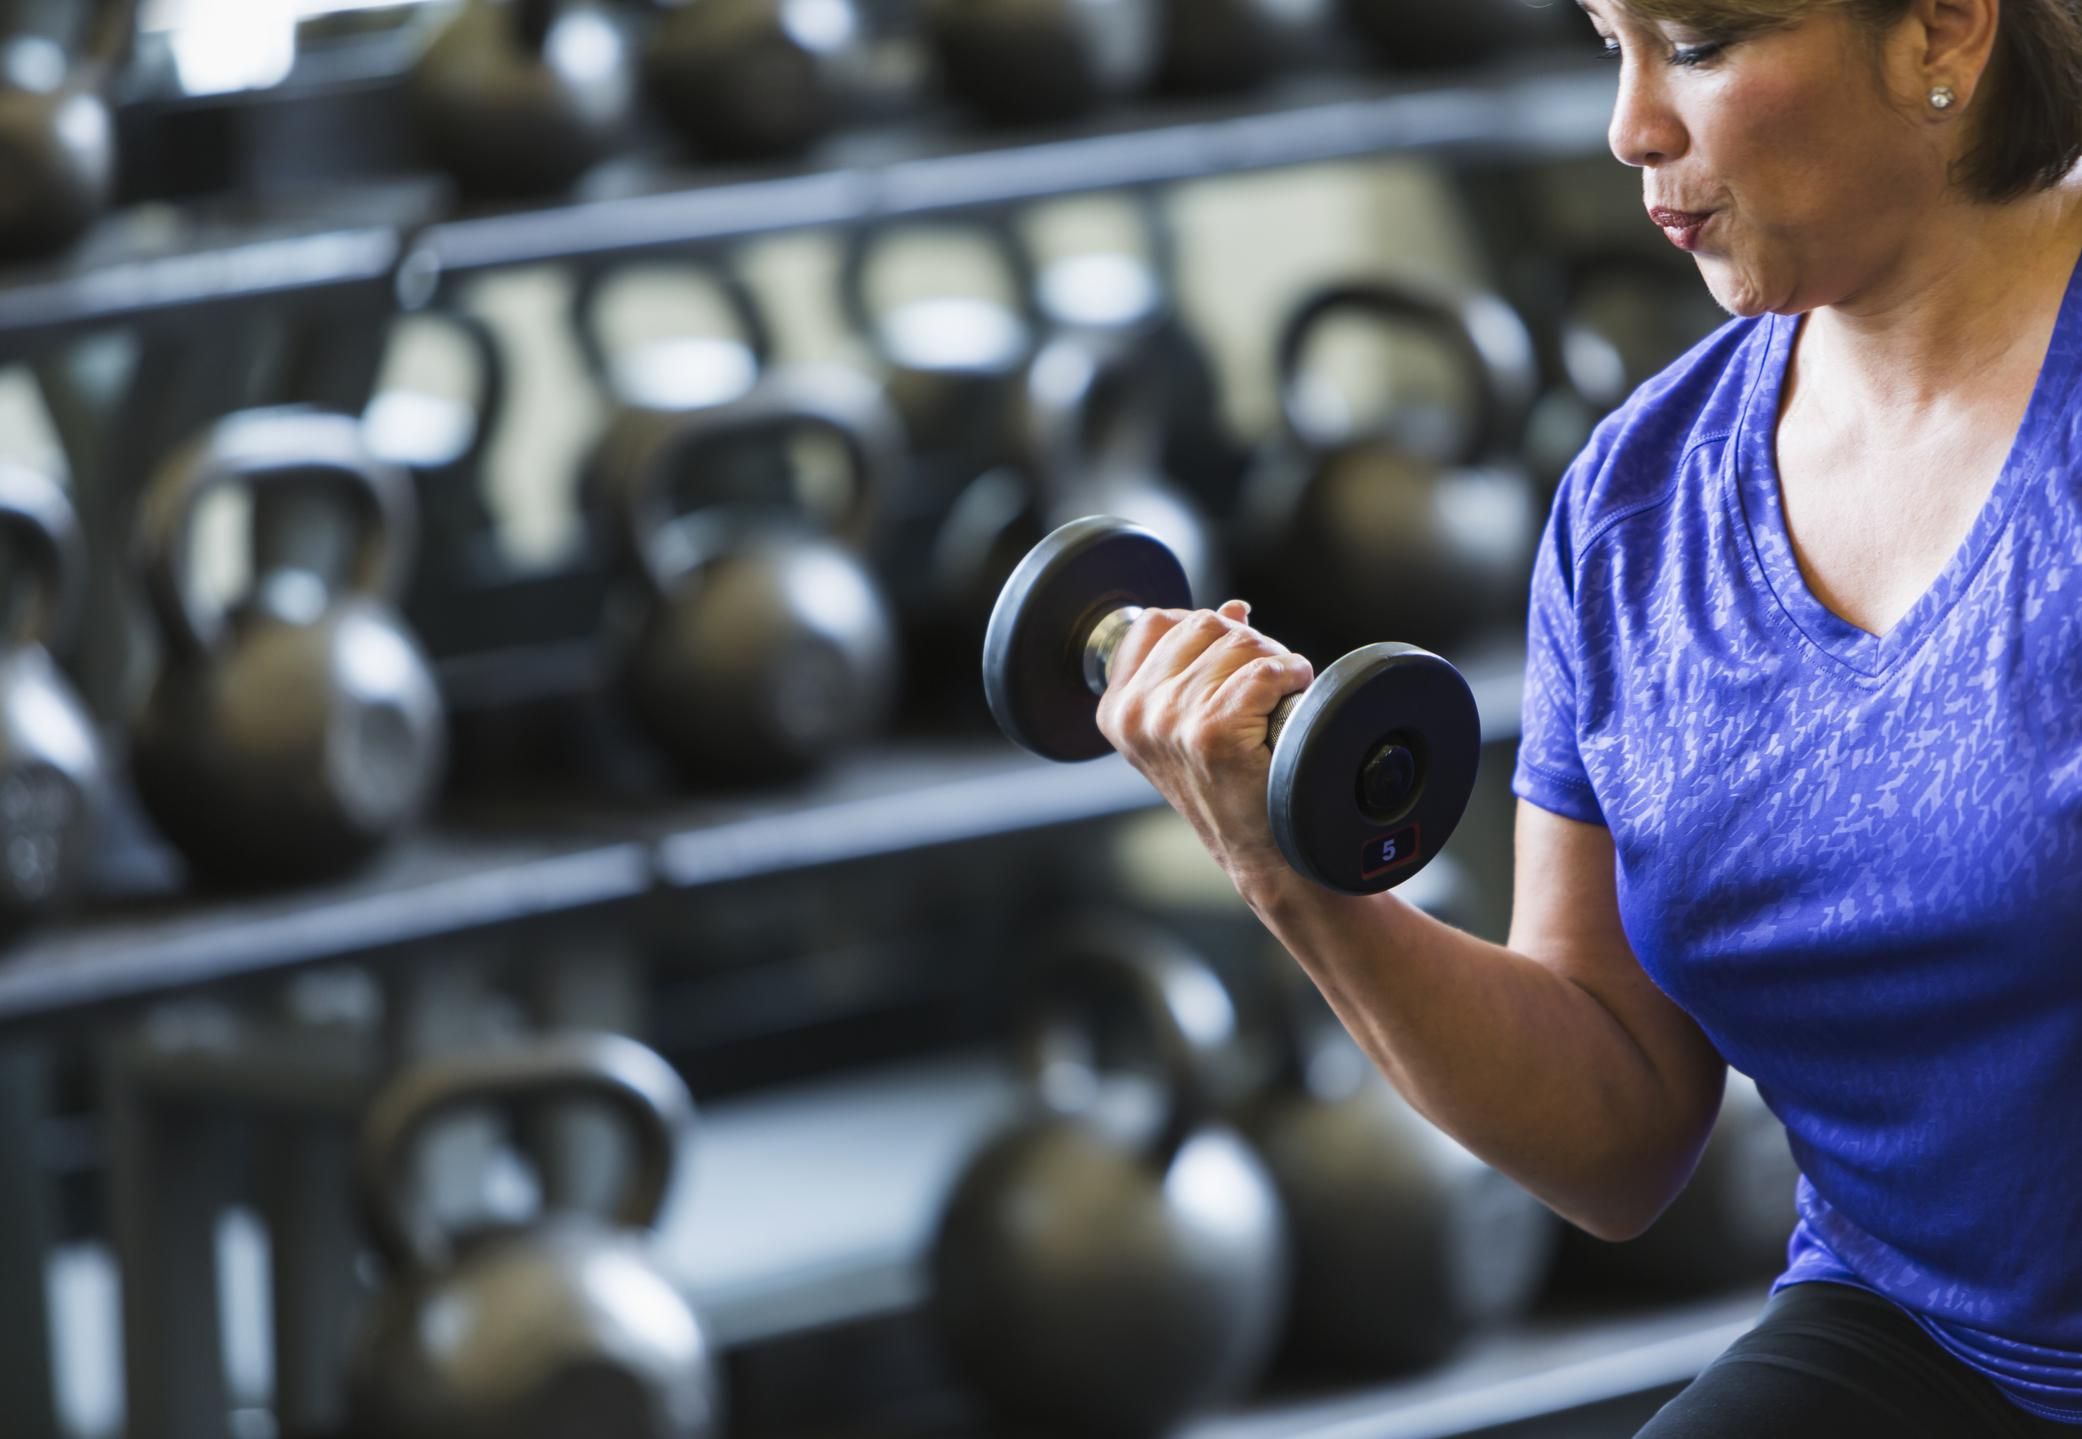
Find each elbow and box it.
[1571,1202,1668,1246]
[1551,1131,1711,1243]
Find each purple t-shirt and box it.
[1512,252,2082,1424]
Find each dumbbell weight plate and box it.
[986,516,1480,895]
[984,517,1190,762]
[1266,645,1479,896]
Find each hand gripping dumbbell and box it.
[984,516,1480,895]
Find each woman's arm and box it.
[1098,604,1727,1240]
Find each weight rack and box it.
[0,37,1769,1439]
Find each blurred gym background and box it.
[0,2,1786,1437]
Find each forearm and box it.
[1236,867,1711,1240]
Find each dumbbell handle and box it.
[1084,606,1301,751]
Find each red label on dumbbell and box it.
[1359,824,1422,880]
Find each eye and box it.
[1671,41,1726,66]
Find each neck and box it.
[1800,179,2082,426]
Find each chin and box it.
[1695,256,1773,321]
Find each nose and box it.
[1607,61,1687,169]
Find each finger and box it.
[1127,609,1253,699]
[1106,608,1190,689]
[1207,651,1313,718]
[1217,599,1252,623]
[1164,619,1290,706]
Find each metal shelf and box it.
[0,60,1614,348]
[0,641,1522,1031]
[0,832,650,1033]
[419,60,1617,277]
[0,186,433,354]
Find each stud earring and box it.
[1929,84,1956,110]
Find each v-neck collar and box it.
[1726,248,2082,679]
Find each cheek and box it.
[1696,66,1926,234]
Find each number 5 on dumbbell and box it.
[984,516,1480,895]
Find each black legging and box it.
[1639,1283,2080,1436]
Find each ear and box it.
[1907,0,2001,108]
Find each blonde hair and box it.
[1618,0,2082,200]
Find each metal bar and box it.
[0,1043,61,1439]
[103,1036,235,1439]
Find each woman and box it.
[1095,0,2082,1432]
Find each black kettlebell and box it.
[931,917,1289,1436]
[838,214,1043,464]
[364,306,511,564]
[1233,958,1559,1373]
[0,465,106,937]
[924,326,1227,686]
[1153,0,1326,93]
[1341,0,1585,70]
[1238,279,1543,657]
[348,1032,722,1439]
[408,0,636,198]
[924,0,1159,123]
[839,217,1043,691]
[1028,191,1238,515]
[1523,251,1728,494]
[131,408,447,886]
[573,254,777,518]
[603,365,903,783]
[0,0,133,262]
[642,0,867,160]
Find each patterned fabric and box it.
[1512,253,2082,1425]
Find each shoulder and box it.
[1550,313,1778,566]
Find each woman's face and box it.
[1582,2,1952,317]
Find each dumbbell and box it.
[985,515,1480,895]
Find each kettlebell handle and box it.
[0,463,84,653]
[569,251,776,399]
[135,408,418,661]
[414,307,510,483]
[1017,918,1238,1164]
[838,213,1048,351]
[1019,335,1169,507]
[1275,280,1540,467]
[356,1032,696,1275]
[617,364,904,592]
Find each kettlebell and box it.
[1233,957,1559,1373]
[0,0,132,261]
[838,214,1042,464]
[364,306,510,566]
[930,917,1289,1436]
[1028,191,1239,515]
[839,216,1043,701]
[131,408,447,886]
[924,0,1159,123]
[1341,0,1584,70]
[348,1032,721,1439]
[572,253,776,518]
[1153,0,1326,94]
[1522,251,1728,494]
[408,0,635,199]
[603,365,903,783]
[921,325,1226,698]
[0,465,105,937]
[642,0,867,160]
[1238,279,1543,658]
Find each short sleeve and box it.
[1512,458,1606,827]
